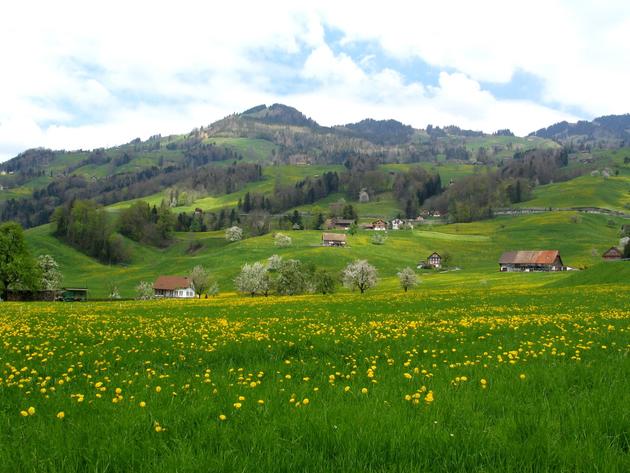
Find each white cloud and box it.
[0,0,628,161]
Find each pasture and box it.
[1,284,628,472]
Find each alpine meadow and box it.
[1,3,630,472]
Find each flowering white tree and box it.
[234,262,269,297]
[274,233,292,248]
[37,254,62,290]
[135,281,154,300]
[397,267,418,292]
[225,226,243,242]
[189,265,218,298]
[267,254,283,271]
[342,260,378,294]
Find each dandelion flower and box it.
[155,386,162,393]
[361,388,368,394]
[20,410,28,417]
[219,414,227,421]
[27,406,36,416]
[139,401,146,408]
[56,411,65,420]
[519,374,526,380]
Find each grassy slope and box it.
[25,212,628,298]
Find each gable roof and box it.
[602,247,622,257]
[154,276,192,290]
[428,252,441,259]
[322,232,347,242]
[499,250,561,265]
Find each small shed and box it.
[322,233,347,247]
[327,218,354,230]
[602,247,623,260]
[62,287,89,302]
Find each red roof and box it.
[153,276,192,290]
[499,250,561,265]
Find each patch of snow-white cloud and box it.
[0,0,628,161]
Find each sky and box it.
[1,0,629,162]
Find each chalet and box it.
[322,233,347,247]
[153,276,196,298]
[372,219,388,231]
[427,252,442,269]
[327,218,354,230]
[602,247,623,260]
[391,218,405,230]
[499,250,564,272]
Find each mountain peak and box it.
[240,103,319,128]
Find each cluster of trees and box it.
[234,257,418,297]
[53,200,130,264]
[118,201,176,247]
[0,222,63,299]
[0,161,263,229]
[393,167,442,218]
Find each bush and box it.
[225,226,243,242]
[274,233,292,248]
[135,281,154,300]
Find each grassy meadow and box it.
[1,284,628,472]
[24,211,629,298]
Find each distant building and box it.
[602,247,623,260]
[153,276,196,298]
[391,218,405,230]
[499,250,564,272]
[371,219,388,231]
[326,218,354,230]
[61,287,89,301]
[322,233,347,247]
[427,252,442,269]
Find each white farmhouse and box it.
[153,275,196,298]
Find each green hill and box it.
[24,212,627,298]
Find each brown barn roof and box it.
[499,250,561,265]
[322,233,347,242]
[154,276,192,290]
[602,247,622,258]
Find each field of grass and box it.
[24,212,629,298]
[1,283,628,472]
[517,174,630,211]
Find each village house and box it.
[326,218,355,230]
[153,276,196,298]
[427,252,442,269]
[498,250,565,272]
[371,219,388,231]
[602,247,623,260]
[321,233,347,247]
[390,218,405,230]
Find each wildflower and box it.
[302,398,310,405]
[250,381,257,388]
[27,406,36,416]
[233,402,242,409]
[155,386,162,393]
[219,414,227,421]
[519,374,526,380]
[424,391,434,404]
[20,410,28,417]
[139,401,146,408]
[56,411,65,420]
[344,386,351,392]
[361,388,368,394]
[115,388,122,394]
[404,373,412,379]
[480,379,487,388]
[257,399,264,405]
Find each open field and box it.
[24,211,629,298]
[1,284,628,472]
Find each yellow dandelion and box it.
[56,411,65,420]
[27,406,36,416]
[155,386,162,392]
[361,388,368,394]
[233,402,242,409]
[519,374,526,380]
[219,414,227,421]
[139,401,146,408]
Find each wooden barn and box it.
[322,233,347,247]
[602,247,623,260]
[499,250,564,272]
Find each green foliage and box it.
[397,267,418,292]
[0,221,39,297]
[371,232,387,245]
[313,268,337,294]
[189,265,218,298]
[37,254,62,290]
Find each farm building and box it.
[153,276,196,298]
[371,219,388,231]
[322,233,347,247]
[499,251,564,272]
[427,252,442,269]
[326,218,355,230]
[391,218,405,230]
[602,247,623,260]
[61,287,89,301]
